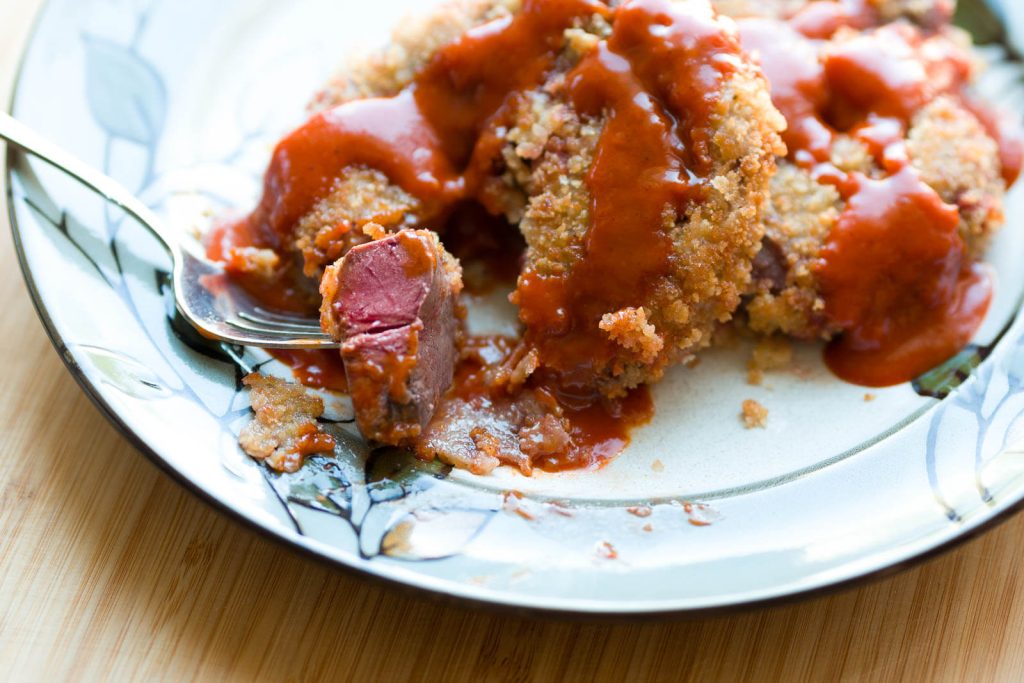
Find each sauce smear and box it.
[419,336,653,474]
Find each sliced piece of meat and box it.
[320,229,463,445]
[416,383,570,476]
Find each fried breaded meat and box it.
[726,8,1015,341]
[229,0,784,397]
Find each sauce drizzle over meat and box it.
[517,0,738,383]
[740,14,1018,386]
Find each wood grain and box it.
[3,2,1024,681]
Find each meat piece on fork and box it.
[320,229,463,445]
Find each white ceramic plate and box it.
[9,0,1024,616]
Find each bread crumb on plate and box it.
[747,336,793,385]
[741,398,769,429]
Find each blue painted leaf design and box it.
[954,0,1006,45]
[278,456,354,517]
[913,345,987,399]
[380,508,495,561]
[83,36,166,145]
[72,344,174,399]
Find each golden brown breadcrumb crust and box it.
[309,0,522,110]
[746,163,842,339]
[239,374,335,473]
[741,398,769,428]
[504,13,785,394]
[908,96,1005,255]
[294,168,422,276]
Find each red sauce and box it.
[247,91,463,248]
[293,430,338,457]
[851,115,906,171]
[818,167,992,386]
[823,25,971,126]
[740,16,1016,386]
[269,349,349,392]
[965,99,1024,187]
[206,222,321,314]
[540,386,653,471]
[738,19,832,165]
[518,0,738,380]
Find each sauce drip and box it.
[965,99,1024,187]
[739,14,1017,386]
[738,19,832,164]
[817,168,991,386]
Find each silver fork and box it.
[2,111,337,349]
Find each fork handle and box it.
[0,110,179,255]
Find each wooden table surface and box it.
[3,2,1024,682]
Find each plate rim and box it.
[7,0,1024,619]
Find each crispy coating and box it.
[294,167,422,276]
[746,103,1006,340]
[746,162,842,339]
[239,374,336,473]
[507,35,785,393]
[309,0,521,109]
[741,398,769,428]
[736,20,1007,340]
[746,335,794,384]
[908,96,1005,255]
[294,1,533,276]
[505,90,602,278]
